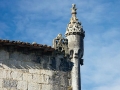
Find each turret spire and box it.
[65,4,85,90]
[65,4,85,37]
[71,4,77,13]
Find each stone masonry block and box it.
[52,85,60,90]
[28,82,40,90]
[41,84,52,90]
[3,79,17,89]
[6,70,12,79]
[0,88,7,90]
[11,71,23,80]
[32,74,42,83]
[23,73,33,82]
[60,75,66,86]
[42,74,50,84]
[17,81,27,90]
[0,79,3,88]
[41,70,53,76]
[60,86,67,90]
[0,69,6,79]
[29,69,41,74]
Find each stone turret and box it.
[65,4,85,90]
[53,4,85,90]
[65,4,85,51]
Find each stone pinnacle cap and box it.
[65,4,85,37]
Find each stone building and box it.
[0,4,85,90]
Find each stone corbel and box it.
[80,58,84,65]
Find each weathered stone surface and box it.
[23,73,33,82]
[0,50,9,60]
[60,75,66,86]
[0,88,7,90]
[0,69,6,79]
[41,84,52,90]
[53,34,69,56]
[0,79,3,88]
[29,69,41,74]
[3,79,17,89]
[6,70,12,79]
[32,74,42,83]
[28,82,40,90]
[9,52,36,62]
[17,81,27,90]
[41,69,53,76]
[53,85,60,90]
[11,71,23,80]
[0,35,71,90]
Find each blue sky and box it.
[0,0,120,90]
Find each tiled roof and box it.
[0,39,54,52]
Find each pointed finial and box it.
[70,4,78,23]
[71,4,77,15]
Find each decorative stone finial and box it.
[71,4,77,15]
[70,4,77,23]
[65,4,85,37]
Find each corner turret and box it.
[53,4,85,90]
[65,4,85,90]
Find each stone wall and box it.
[0,47,72,90]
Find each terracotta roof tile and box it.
[0,39,54,52]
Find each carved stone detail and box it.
[53,34,69,56]
[65,4,85,37]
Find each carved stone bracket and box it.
[80,59,84,65]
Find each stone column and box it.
[71,48,80,90]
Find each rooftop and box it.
[0,39,54,52]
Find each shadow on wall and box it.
[0,48,73,72]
